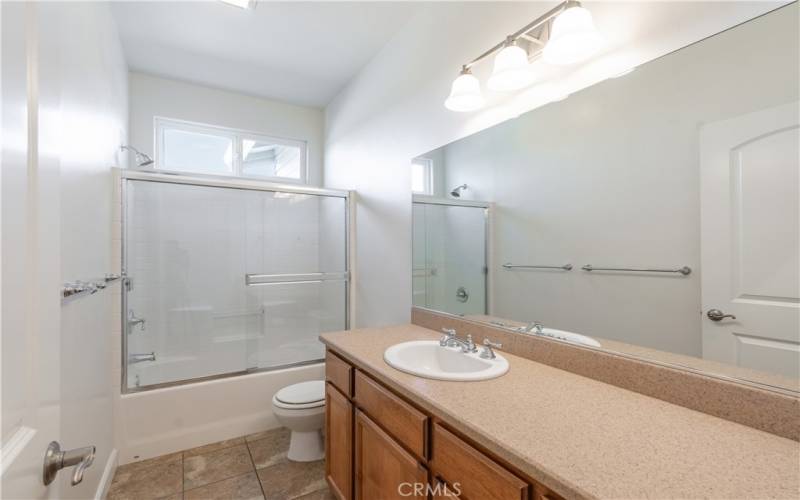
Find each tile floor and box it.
[108,428,332,500]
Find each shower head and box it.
[121,145,154,167]
[450,184,468,198]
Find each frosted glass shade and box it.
[444,71,484,112]
[543,5,604,65]
[487,44,535,92]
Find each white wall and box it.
[323,2,787,329]
[129,72,325,186]
[435,4,799,356]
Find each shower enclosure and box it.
[121,171,350,392]
[412,196,490,316]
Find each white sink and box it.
[384,340,509,381]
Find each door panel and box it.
[1,3,61,498]
[701,101,800,381]
[734,127,799,301]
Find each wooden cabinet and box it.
[324,349,562,500]
[354,410,428,500]
[431,480,462,499]
[354,370,428,460]
[431,423,529,500]
[325,382,353,500]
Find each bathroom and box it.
[1,1,798,499]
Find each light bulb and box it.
[487,42,535,92]
[444,68,484,112]
[543,4,604,65]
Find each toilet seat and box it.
[273,380,325,410]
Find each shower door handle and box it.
[245,272,349,286]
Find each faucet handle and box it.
[440,328,456,346]
[480,338,502,359]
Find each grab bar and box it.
[245,272,349,286]
[581,264,691,276]
[62,273,125,300]
[502,263,573,271]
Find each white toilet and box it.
[271,380,326,462]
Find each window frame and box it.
[411,157,434,195]
[154,116,309,184]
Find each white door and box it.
[1,3,62,498]
[700,101,800,380]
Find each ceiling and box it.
[110,1,419,107]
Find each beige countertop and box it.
[320,324,800,500]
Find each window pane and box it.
[242,139,303,180]
[411,161,430,194]
[162,128,233,174]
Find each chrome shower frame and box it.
[119,169,353,394]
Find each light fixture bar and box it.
[463,0,575,70]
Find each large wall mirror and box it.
[411,4,799,393]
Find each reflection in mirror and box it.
[410,4,799,392]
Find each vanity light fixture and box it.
[542,2,604,65]
[487,37,536,92]
[219,0,256,9]
[444,66,485,112]
[444,0,604,112]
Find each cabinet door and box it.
[355,411,428,500]
[326,383,353,500]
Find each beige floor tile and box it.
[158,494,184,500]
[247,428,291,469]
[184,472,264,500]
[293,488,335,500]
[244,427,284,443]
[108,459,183,500]
[116,452,182,476]
[256,460,326,500]
[184,437,246,458]
[184,444,254,490]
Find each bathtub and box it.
[114,361,324,464]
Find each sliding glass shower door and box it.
[412,201,488,316]
[123,175,348,391]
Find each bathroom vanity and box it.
[321,325,799,500]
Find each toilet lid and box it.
[275,380,325,406]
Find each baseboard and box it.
[94,448,118,500]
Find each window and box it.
[155,118,308,183]
[411,157,433,195]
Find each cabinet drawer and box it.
[353,370,428,460]
[431,424,529,500]
[326,350,353,397]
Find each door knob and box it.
[43,441,95,486]
[707,309,736,321]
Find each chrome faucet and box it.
[521,321,544,334]
[128,352,156,364]
[439,328,477,353]
[480,338,503,359]
[128,309,146,331]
